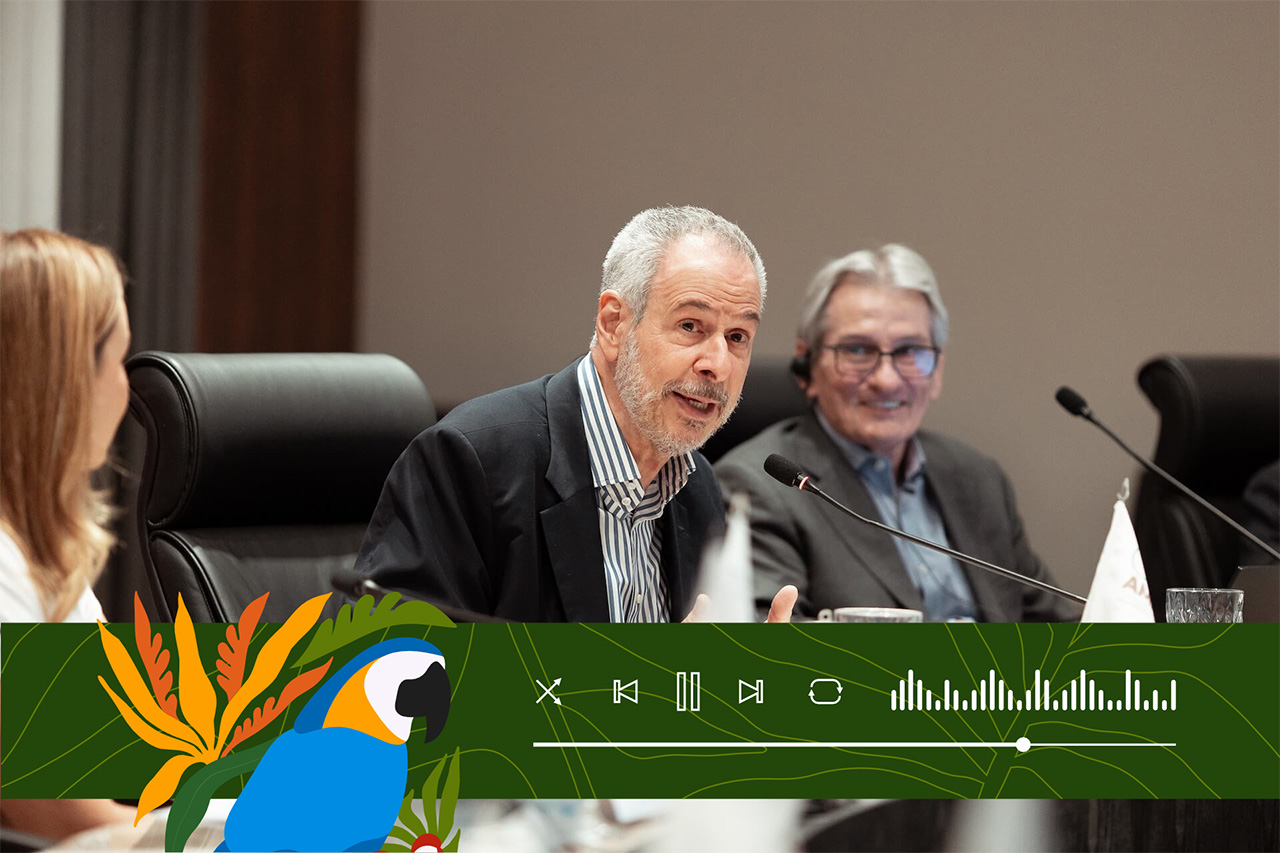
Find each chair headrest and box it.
[1137,354,1280,493]
[700,356,808,463]
[128,352,434,529]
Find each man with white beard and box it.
[356,206,797,622]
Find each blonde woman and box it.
[0,228,136,840]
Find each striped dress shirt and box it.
[576,355,694,622]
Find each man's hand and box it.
[681,586,798,623]
[765,585,798,623]
[681,593,711,623]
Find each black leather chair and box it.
[700,356,809,463]
[1132,354,1280,611]
[126,352,434,622]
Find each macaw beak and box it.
[395,661,451,743]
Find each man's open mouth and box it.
[673,391,718,416]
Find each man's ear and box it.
[791,340,814,397]
[595,290,629,361]
[929,350,946,401]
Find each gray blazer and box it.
[714,413,1081,622]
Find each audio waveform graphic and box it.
[889,669,1177,713]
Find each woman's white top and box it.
[0,527,105,623]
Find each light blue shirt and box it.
[577,356,694,622]
[816,411,978,622]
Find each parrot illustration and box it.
[216,637,450,852]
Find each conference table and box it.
[39,797,1280,851]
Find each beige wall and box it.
[1,0,63,230]
[357,1,1279,595]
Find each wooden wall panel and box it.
[198,0,359,352]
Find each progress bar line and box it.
[533,741,1175,749]
[1034,737,1172,742]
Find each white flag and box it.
[1081,498,1155,622]
[691,492,755,622]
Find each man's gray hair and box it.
[591,206,766,347]
[796,244,948,352]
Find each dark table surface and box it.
[805,798,1279,852]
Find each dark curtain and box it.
[61,0,203,620]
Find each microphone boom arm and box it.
[1085,412,1280,564]
[797,477,1088,605]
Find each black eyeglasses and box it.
[821,343,941,380]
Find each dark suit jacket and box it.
[714,413,1080,622]
[355,358,724,621]
[1242,459,1280,566]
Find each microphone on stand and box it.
[1054,386,1280,563]
[330,567,512,623]
[763,454,1087,605]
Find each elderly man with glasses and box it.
[715,244,1079,622]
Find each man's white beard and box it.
[613,331,738,461]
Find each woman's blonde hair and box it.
[1,229,125,621]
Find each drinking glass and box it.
[816,606,924,623]
[1164,588,1243,623]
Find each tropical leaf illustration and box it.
[215,593,266,700]
[295,592,454,666]
[385,792,425,849]
[165,742,270,853]
[210,593,330,757]
[421,756,447,838]
[173,597,218,753]
[136,753,203,826]
[96,591,332,826]
[382,749,463,852]
[97,625,205,754]
[133,593,177,719]
[219,658,332,757]
[96,677,204,757]
[439,747,461,846]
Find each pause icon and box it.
[676,671,701,712]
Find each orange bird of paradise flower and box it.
[96,591,333,825]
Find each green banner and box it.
[2,620,1277,801]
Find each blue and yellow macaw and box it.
[217,637,450,852]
